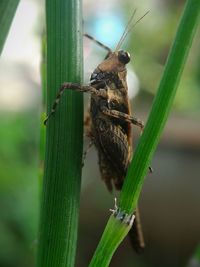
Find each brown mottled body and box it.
[88,52,145,253]
[44,47,145,253]
[89,53,132,191]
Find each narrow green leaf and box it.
[0,0,20,55]
[89,215,133,267]
[37,0,83,267]
[120,0,200,213]
[89,0,200,266]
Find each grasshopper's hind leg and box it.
[101,106,144,130]
[129,207,145,253]
[44,82,107,125]
[101,107,153,173]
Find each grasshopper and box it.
[44,11,149,252]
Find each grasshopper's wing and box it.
[98,123,130,189]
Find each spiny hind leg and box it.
[101,107,153,172]
[129,207,145,253]
[44,82,107,125]
[101,107,144,130]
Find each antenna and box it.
[115,9,137,52]
[115,10,150,52]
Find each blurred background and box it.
[0,0,200,266]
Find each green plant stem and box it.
[89,0,200,266]
[37,0,83,267]
[89,214,133,267]
[120,0,200,212]
[0,0,20,55]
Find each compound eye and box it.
[118,50,130,64]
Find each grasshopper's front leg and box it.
[101,106,144,130]
[44,82,107,125]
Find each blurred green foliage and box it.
[126,2,200,113]
[0,113,39,267]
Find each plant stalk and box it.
[0,0,20,55]
[37,0,83,267]
[89,0,200,266]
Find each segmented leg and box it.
[44,82,107,125]
[129,207,145,253]
[84,33,112,54]
[82,139,94,167]
[101,106,144,130]
[101,107,153,174]
[101,106,153,173]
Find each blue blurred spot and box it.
[93,14,124,49]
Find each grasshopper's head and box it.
[98,10,149,72]
[97,50,131,73]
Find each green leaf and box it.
[37,1,83,267]
[0,0,20,55]
[120,0,200,212]
[89,212,134,267]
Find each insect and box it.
[44,10,149,252]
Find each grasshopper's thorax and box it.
[90,49,132,139]
[90,50,131,95]
[90,49,131,115]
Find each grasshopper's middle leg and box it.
[44,82,107,125]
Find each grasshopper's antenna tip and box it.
[115,9,150,51]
